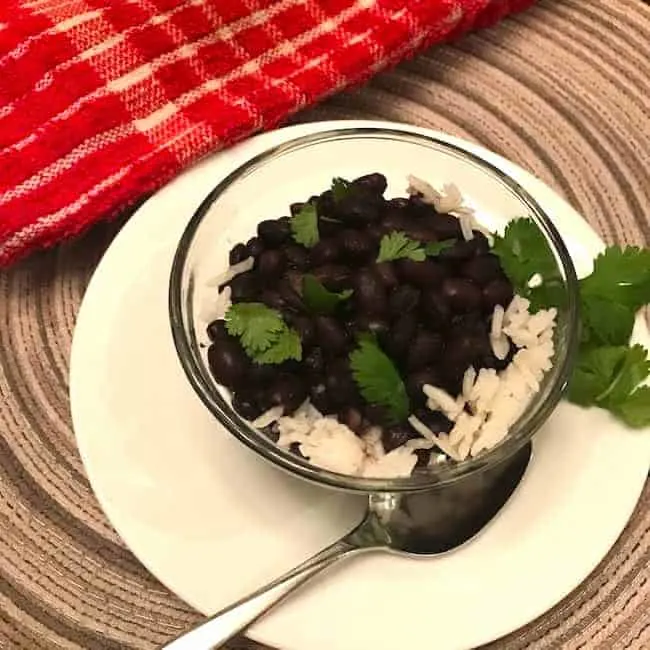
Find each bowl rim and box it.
[169,125,580,493]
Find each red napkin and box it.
[0,0,533,266]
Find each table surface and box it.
[1,0,649,648]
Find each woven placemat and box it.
[1,0,649,648]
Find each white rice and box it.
[422,295,557,461]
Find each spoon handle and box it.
[163,538,363,649]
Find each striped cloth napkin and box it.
[0,0,533,266]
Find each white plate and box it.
[70,120,650,650]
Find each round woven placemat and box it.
[1,0,649,648]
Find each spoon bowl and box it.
[164,443,531,649]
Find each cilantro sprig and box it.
[291,203,319,248]
[226,303,302,364]
[349,337,410,424]
[491,218,650,428]
[376,231,454,263]
[302,275,352,315]
[331,177,351,202]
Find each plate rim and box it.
[69,119,650,650]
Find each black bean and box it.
[257,249,285,278]
[406,196,438,219]
[312,264,351,292]
[421,291,452,329]
[414,449,432,468]
[303,347,325,375]
[354,268,388,317]
[277,281,304,311]
[407,331,443,371]
[257,218,291,246]
[430,214,462,240]
[326,365,357,406]
[401,225,438,243]
[316,316,349,354]
[414,408,453,434]
[316,191,336,218]
[387,197,410,211]
[438,239,476,262]
[374,262,399,289]
[318,216,343,237]
[246,236,264,258]
[337,191,384,225]
[289,442,307,458]
[232,393,264,421]
[310,238,340,266]
[291,315,315,347]
[340,229,374,260]
[284,245,310,270]
[441,278,482,313]
[386,313,417,359]
[352,173,387,195]
[249,362,275,386]
[207,319,228,341]
[363,404,392,427]
[482,278,515,311]
[383,425,415,452]
[269,376,307,413]
[389,285,420,316]
[397,259,446,288]
[207,340,249,389]
[353,316,390,341]
[309,381,331,413]
[444,333,489,368]
[461,254,503,286]
[366,223,386,243]
[290,202,306,217]
[381,210,410,233]
[229,243,249,266]
[339,406,364,434]
[407,368,442,405]
[471,231,491,254]
[229,271,259,301]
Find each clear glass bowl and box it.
[169,127,580,493]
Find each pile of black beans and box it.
[206,173,515,463]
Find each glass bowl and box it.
[169,126,580,494]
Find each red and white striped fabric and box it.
[0,0,534,266]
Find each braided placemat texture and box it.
[1,0,649,647]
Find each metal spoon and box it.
[164,443,531,649]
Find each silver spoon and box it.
[164,443,531,649]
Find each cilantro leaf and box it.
[350,338,410,423]
[377,231,426,263]
[255,329,302,364]
[491,218,562,310]
[291,203,319,248]
[580,246,650,311]
[424,239,455,257]
[568,344,650,427]
[331,177,351,202]
[302,275,352,315]
[613,387,650,428]
[225,302,302,364]
[226,303,285,354]
[580,297,636,348]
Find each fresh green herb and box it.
[225,303,302,364]
[568,344,650,428]
[377,231,426,263]
[302,275,352,315]
[349,337,410,423]
[579,246,650,347]
[291,202,319,248]
[491,218,562,310]
[424,239,455,257]
[331,177,351,202]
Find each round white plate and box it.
[70,120,650,650]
